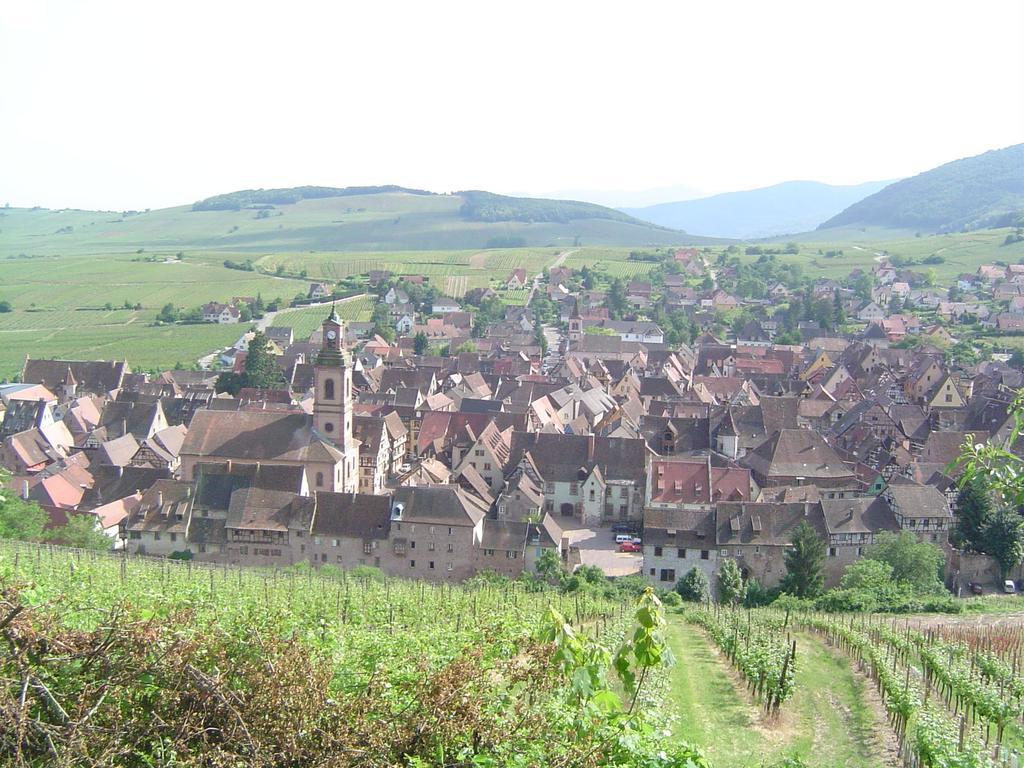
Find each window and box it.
[154,532,161,541]
[363,542,372,555]
[410,541,416,549]
[589,489,595,501]
[429,526,435,534]
[484,548,495,556]
[169,533,177,542]
[700,550,709,560]
[619,505,627,515]
[677,548,686,559]
[324,422,334,433]
[429,561,435,569]
[448,527,453,535]
[654,546,663,557]
[506,550,518,559]
[428,542,435,551]
[546,483,554,493]
[649,568,655,576]
[409,560,415,568]
[475,449,484,457]
[332,539,339,547]
[569,482,578,495]
[484,462,491,471]
[324,378,335,400]
[447,543,453,553]
[316,472,324,487]
[829,547,837,557]
[447,562,454,571]
[129,531,141,540]
[620,487,628,499]
[545,500,554,512]
[659,568,676,583]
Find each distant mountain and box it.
[5,186,718,255]
[522,184,706,209]
[820,144,1024,233]
[621,180,893,239]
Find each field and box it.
[0,539,688,767]
[2,211,1020,380]
[269,295,375,340]
[666,604,1024,768]
[760,228,1024,282]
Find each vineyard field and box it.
[0,540,671,766]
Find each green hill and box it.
[0,186,711,255]
[819,144,1024,234]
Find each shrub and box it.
[675,567,710,603]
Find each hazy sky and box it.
[2,0,1022,211]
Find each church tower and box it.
[313,305,358,491]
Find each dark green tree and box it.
[982,508,1024,579]
[953,476,993,551]
[0,483,48,541]
[216,331,283,394]
[675,567,710,603]
[717,558,745,605]
[604,278,628,320]
[780,520,825,598]
[413,331,429,355]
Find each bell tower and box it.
[314,305,352,447]
[313,305,357,491]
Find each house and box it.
[856,302,886,323]
[978,264,1007,282]
[996,313,1024,332]
[395,314,415,335]
[505,269,528,289]
[384,287,410,305]
[740,428,857,489]
[22,359,128,398]
[819,496,899,579]
[431,297,461,314]
[308,283,331,300]
[202,302,241,324]
[882,483,952,544]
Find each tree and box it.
[866,531,945,593]
[49,514,111,550]
[413,331,429,355]
[242,331,283,389]
[216,331,283,394]
[0,300,11,313]
[239,305,252,323]
[832,291,846,327]
[675,567,710,602]
[717,558,745,605]
[0,484,47,542]
[780,520,825,598]
[1009,350,1024,370]
[982,508,1024,578]
[535,548,563,582]
[953,475,993,551]
[604,278,628,320]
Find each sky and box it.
[2,0,1023,211]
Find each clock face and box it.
[326,330,337,340]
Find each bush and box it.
[743,578,780,608]
[660,590,682,607]
[675,567,710,603]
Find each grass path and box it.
[665,617,895,768]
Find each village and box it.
[2,245,1023,596]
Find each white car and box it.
[1004,580,1016,594]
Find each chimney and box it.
[117,465,124,478]
[157,490,164,509]
[226,459,232,473]
[122,418,128,437]
[22,480,29,500]
[587,434,595,463]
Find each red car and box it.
[618,542,642,553]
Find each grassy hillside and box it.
[623,179,893,239]
[820,143,1024,234]
[0,189,711,255]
